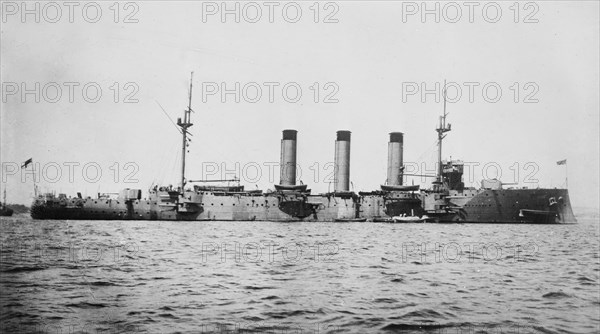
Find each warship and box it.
[30,76,576,223]
[1,189,14,217]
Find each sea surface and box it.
[1,216,599,334]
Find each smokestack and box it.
[387,132,404,186]
[334,130,351,192]
[279,129,297,186]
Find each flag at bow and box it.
[21,158,33,169]
[556,159,567,165]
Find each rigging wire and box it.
[155,100,183,135]
[157,138,179,186]
[167,147,181,187]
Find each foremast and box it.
[434,80,451,191]
[177,72,194,191]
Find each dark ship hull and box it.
[422,188,575,223]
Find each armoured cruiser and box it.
[30,76,575,223]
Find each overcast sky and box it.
[1,1,598,209]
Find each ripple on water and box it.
[542,291,571,299]
[0,218,598,333]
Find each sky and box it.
[1,1,599,210]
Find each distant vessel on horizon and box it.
[30,75,576,223]
[1,189,14,217]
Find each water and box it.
[1,216,599,333]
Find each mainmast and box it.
[177,72,194,191]
[436,80,451,185]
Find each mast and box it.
[436,80,451,185]
[177,72,194,191]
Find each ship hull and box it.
[30,190,359,222]
[422,188,575,223]
[31,188,575,223]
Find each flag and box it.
[556,159,567,165]
[21,158,32,169]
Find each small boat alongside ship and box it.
[390,209,429,223]
[30,76,576,223]
[391,215,427,223]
